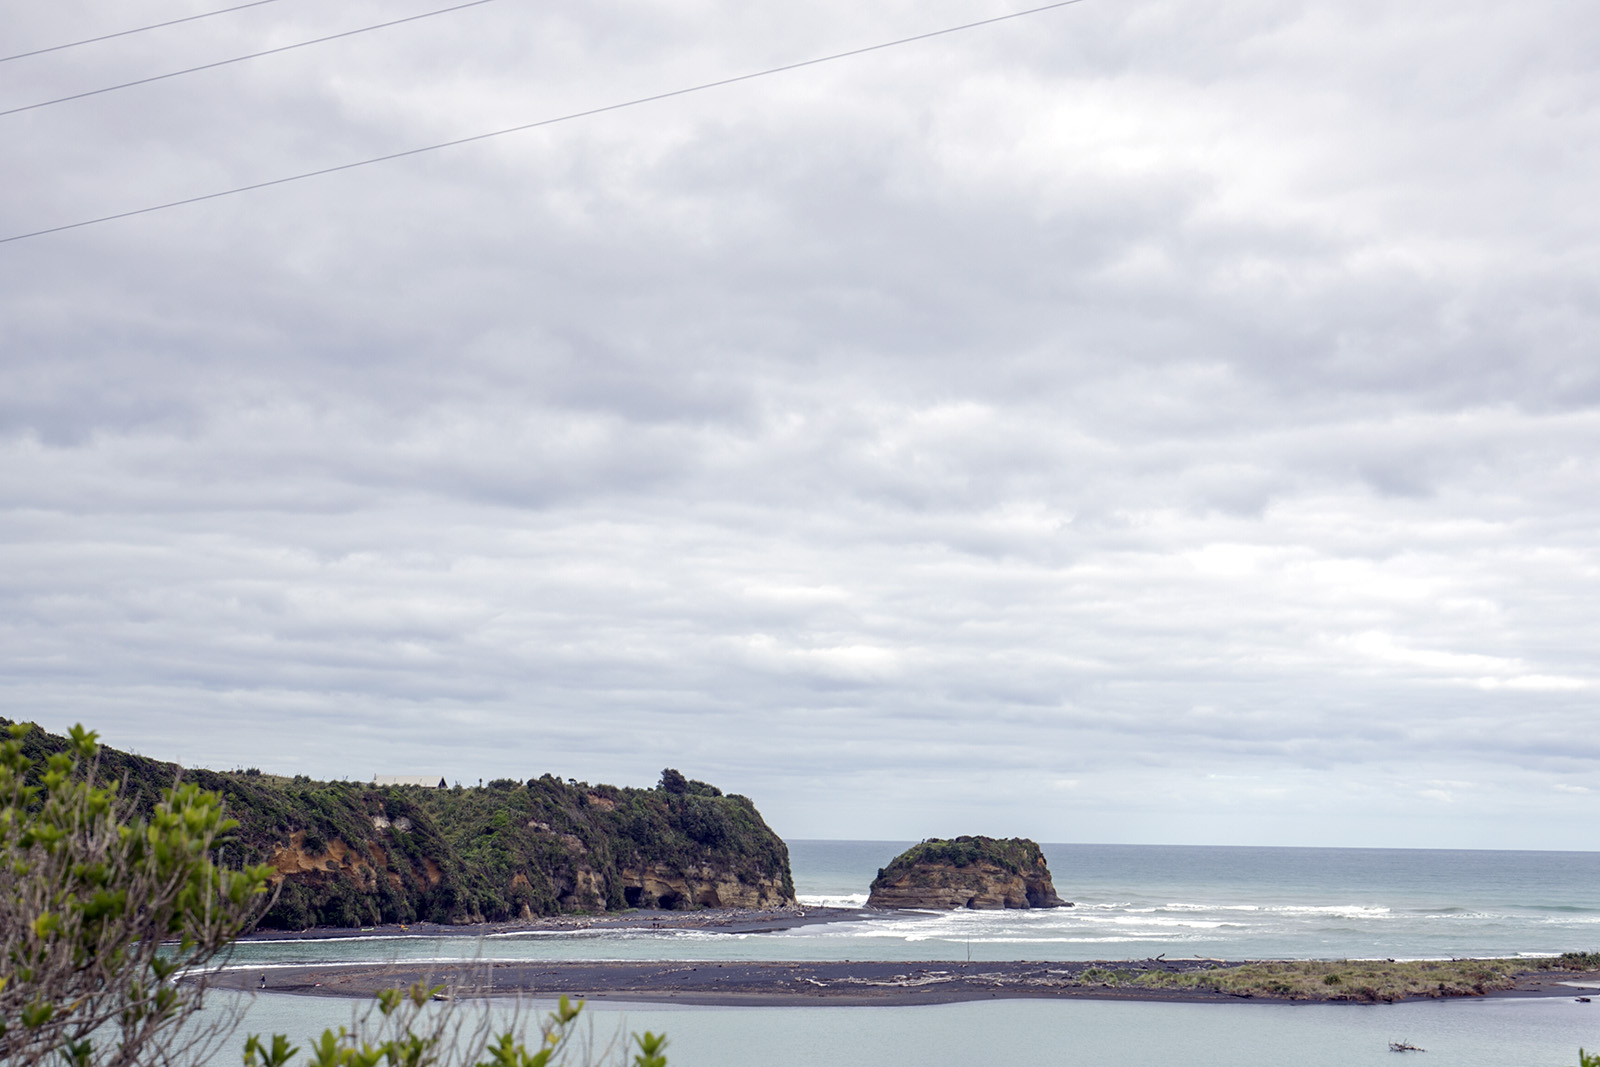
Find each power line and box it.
[2,0,291,65]
[1,0,501,118]
[1,0,1089,246]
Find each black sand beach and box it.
[213,957,1600,1007]
[216,958,1242,1006]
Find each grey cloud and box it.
[2,0,1598,846]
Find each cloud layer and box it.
[3,0,1598,847]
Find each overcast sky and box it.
[3,0,1597,849]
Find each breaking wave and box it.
[797,893,869,908]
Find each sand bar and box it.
[212,956,1600,1007]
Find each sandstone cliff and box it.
[258,769,796,927]
[619,860,791,910]
[867,836,1069,910]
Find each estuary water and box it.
[212,842,1600,1066]
[217,990,1600,1067]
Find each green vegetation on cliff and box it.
[874,836,1049,882]
[3,720,793,930]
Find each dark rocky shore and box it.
[237,904,857,941]
[215,958,1226,1006]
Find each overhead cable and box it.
[1,0,1089,245]
[2,0,291,65]
[1,0,501,118]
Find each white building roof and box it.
[373,775,445,787]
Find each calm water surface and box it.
[214,991,1600,1067]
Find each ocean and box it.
[788,841,1600,962]
[209,842,1600,1065]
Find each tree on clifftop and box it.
[656,768,722,798]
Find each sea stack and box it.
[867,836,1069,910]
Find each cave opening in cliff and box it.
[623,886,645,908]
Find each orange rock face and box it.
[618,862,793,910]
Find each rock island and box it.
[867,835,1069,910]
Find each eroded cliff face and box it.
[619,862,792,910]
[495,858,789,915]
[867,836,1068,910]
[268,829,437,887]
[263,821,468,926]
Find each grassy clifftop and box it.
[5,720,794,929]
[876,836,1050,880]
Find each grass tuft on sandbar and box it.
[1077,953,1600,1003]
